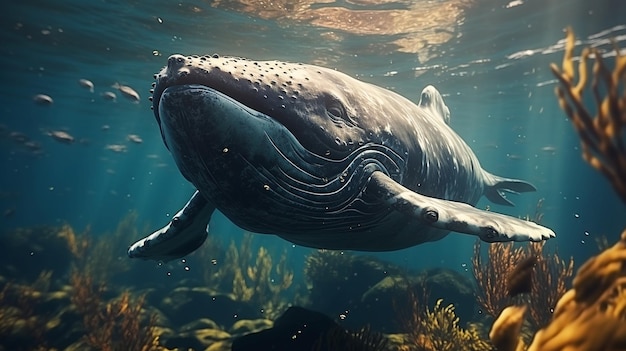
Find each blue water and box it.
[1,0,625,277]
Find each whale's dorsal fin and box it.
[418,85,450,125]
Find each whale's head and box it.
[152,54,384,159]
[151,55,410,214]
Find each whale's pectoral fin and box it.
[368,171,555,242]
[483,172,537,206]
[128,190,215,261]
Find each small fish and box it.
[507,256,537,297]
[25,141,44,156]
[3,208,15,218]
[506,153,523,160]
[47,130,75,144]
[127,134,143,144]
[105,144,127,153]
[9,131,29,143]
[112,83,140,103]
[540,146,557,154]
[101,124,111,131]
[101,91,117,102]
[24,141,42,152]
[33,94,53,105]
[101,91,117,101]
[78,78,94,93]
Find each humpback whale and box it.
[128,54,555,261]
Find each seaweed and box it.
[0,273,53,350]
[489,27,626,351]
[550,27,626,203]
[203,233,295,319]
[69,269,162,351]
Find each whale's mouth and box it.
[157,84,276,154]
[158,84,269,125]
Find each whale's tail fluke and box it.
[483,173,536,207]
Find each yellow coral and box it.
[550,27,626,203]
[489,306,527,351]
[525,229,626,350]
[420,299,492,351]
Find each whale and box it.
[128,54,555,261]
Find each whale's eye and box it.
[325,95,347,120]
[324,95,356,127]
[327,105,343,119]
[485,226,498,238]
[325,99,344,119]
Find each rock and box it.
[206,340,232,351]
[159,321,230,350]
[194,328,231,345]
[44,304,84,350]
[359,268,476,332]
[160,331,205,350]
[232,306,337,351]
[179,318,221,332]
[0,226,74,282]
[229,318,273,336]
[416,268,475,322]
[159,287,260,327]
[304,251,399,329]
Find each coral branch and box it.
[551,27,626,203]
[526,242,574,330]
[471,241,524,318]
[472,241,573,332]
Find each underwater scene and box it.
[1,0,626,350]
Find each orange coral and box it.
[472,240,573,333]
[471,241,525,318]
[525,242,574,329]
[491,229,626,351]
